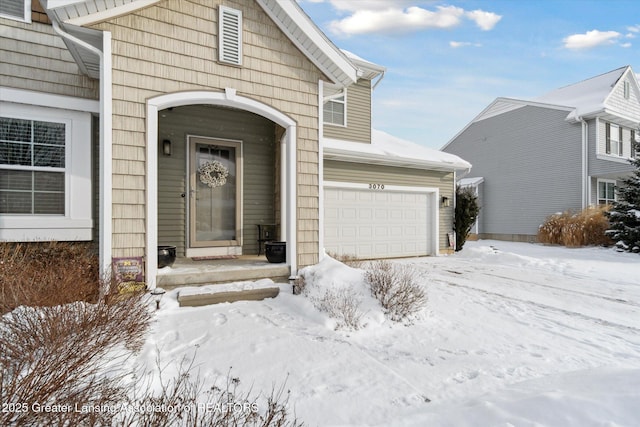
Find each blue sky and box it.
[298,0,640,149]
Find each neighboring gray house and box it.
[443,66,640,242]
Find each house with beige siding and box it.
[443,66,640,242]
[1,0,470,288]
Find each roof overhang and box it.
[42,0,160,25]
[324,138,472,173]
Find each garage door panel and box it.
[324,187,433,259]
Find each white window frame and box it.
[0,101,93,241]
[624,80,630,100]
[323,84,347,127]
[0,0,31,23]
[218,5,242,66]
[596,179,616,205]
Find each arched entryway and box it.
[146,89,297,287]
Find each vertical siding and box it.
[0,18,98,98]
[157,105,276,256]
[324,160,455,251]
[323,79,371,143]
[444,106,583,237]
[92,0,324,266]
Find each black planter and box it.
[265,242,286,263]
[158,245,176,268]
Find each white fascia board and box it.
[0,87,99,113]
[257,0,357,86]
[46,0,162,25]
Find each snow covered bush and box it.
[606,138,640,253]
[454,186,480,251]
[0,294,151,427]
[538,206,612,247]
[365,261,426,322]
[311,288,364,330]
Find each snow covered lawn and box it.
[142,241,640,426]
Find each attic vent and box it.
[0,0,30,22]
[218,6,242,66]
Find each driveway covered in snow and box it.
[145,241,640,426]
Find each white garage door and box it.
[324,185,435,259]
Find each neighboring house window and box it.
[0,117,65,214]
[632,130,637,159]
[606,123,622,156]
[0,0,31,22]
[218,6,242,66]
[597,179,616,205]
[324,92,347,126]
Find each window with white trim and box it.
[0,117,65,214]
[624,80,630,99]
[605,122,622,156]
[0,100,93,242]
[0,0,31,23]
[218,6,242,66]
[597,180,616,205]
[323,85,347,126]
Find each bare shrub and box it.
[365,261,426,321]
[292,275,306,295]
[0,293,151,427]
[326,252,364,269]
[120,356,303,427]
[311,288,364,330]
[0,241,101,314]
[538,206,613,247]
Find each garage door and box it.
[324,185,435,259]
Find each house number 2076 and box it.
[369,183,385,190]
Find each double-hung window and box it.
[605,122,622,156]
[0,98,93,242]
[0,117,66,215]
[0,0,31,23]
[323,85,346,126]
[597,180,616,205]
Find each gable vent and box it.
[1,0,29,22]
[218,6,242,66]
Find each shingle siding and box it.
[444,106,583,236]
[91,0,325,267]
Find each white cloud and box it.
[562,30,621,49]
[626,33,636,39]
[620,42,632,48]
[325,3,501,35]
[627,24,640,33]
[465,9,502,31]
[450,41,482,48]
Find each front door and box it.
[188,136,242,254]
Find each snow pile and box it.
[297,256,386,330]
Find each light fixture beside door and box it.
[162,139,172,156]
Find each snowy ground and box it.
[141,241,640,426]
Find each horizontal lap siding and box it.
[323,79,371,143]
[92,0,324,267]
[444,106,582,236]
[0,19,98,99]
[324,160,455,251]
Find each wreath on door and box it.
[198,160,229,188]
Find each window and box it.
[0,0,31,23]
[624,80,630,100]
[606,123,622,156]
[323,95,346,126]
[218,6,242,65]
[0,117,66,214]
[632,130,637,159]
[0,98,93,242]
[597,180,616,205]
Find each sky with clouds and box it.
[298,0,640,149]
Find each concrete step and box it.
[157,261,290,290]
[178,286,281,307]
